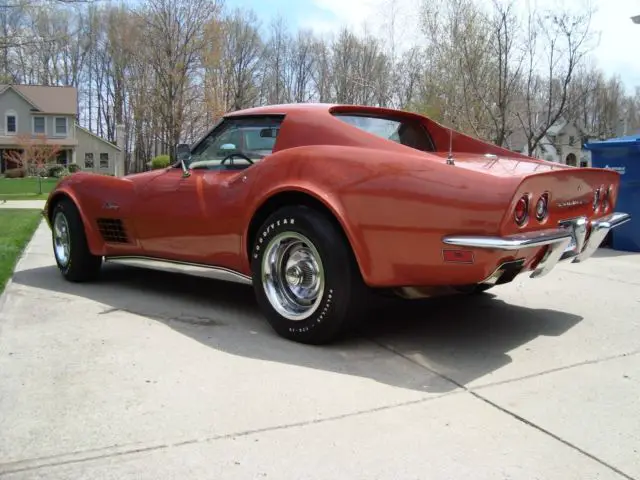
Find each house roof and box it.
[546,118,568,137]
[538,135,558,158]
[75,124,122,151]
[0,84,77,115]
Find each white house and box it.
[506,117,592,167]
[0,84,121,176]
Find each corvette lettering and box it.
[556,200,586,208]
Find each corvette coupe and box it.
[43,103,631,344]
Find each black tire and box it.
[455,283,494,294]
[250,205,367,344]
[51,198,102,282]
[471,284,494,294]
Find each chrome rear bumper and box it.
[443,212,631,279]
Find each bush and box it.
[68,164,82,173]
[56,167,71,178]
[151,154,171,170]
[4,168,25,178]
[46,164,65,178]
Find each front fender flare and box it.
[46,188,107,256]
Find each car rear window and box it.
[333,113,435,152]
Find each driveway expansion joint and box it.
[474,348,640,391]
[0,390,461,477]
[366,337,637,480]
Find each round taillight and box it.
[514,195,529,226]
[535,193,549,221]
[593,187,601,211]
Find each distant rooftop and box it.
[0,84,77,116]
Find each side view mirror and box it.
[220,143,236,151]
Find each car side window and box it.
[188,116,284,170]
[196,128,242,159]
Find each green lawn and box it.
[0,209,43,293]
[0,177,59,200]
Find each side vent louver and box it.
[96,218,129,243]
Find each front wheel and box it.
[51,198,102,282]
[250,205,366,344]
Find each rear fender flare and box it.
[243,186,372,283]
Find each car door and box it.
[132,115,283,265]
[132,167,210,261]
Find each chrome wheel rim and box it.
[261,231,325,321]
[53,211,71,267]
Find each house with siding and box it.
[0,84,121,175]
[506,117,592,167]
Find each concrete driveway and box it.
[1,221,639,479]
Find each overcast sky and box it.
[232,0,640,93]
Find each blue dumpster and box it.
[584,135,639,252]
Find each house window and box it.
[33,116,45,134]
[99,153,109,168]
[84,153,94,168]
[569,135,575,146]
[55,117,68,136]
[5,111,17,135]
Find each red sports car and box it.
[43,103,631,344]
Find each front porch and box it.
[0,148,76,174]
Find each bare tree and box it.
[3,0,631,176]
[261,16,290,104]
[288,29,315,103]
[516,2,595,155]
[136,0,222,158]
[464,0,524,146]
[203,8,262,115]
[310,36,332,102]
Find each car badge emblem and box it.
[556,200,585,208]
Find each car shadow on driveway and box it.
[12,264,583,393]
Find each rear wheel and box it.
[250,205,367,344]
[51,198,102,282]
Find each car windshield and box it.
[333,113,435,152]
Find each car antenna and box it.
[446,123,455,166]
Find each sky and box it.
[229,0,640,93]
